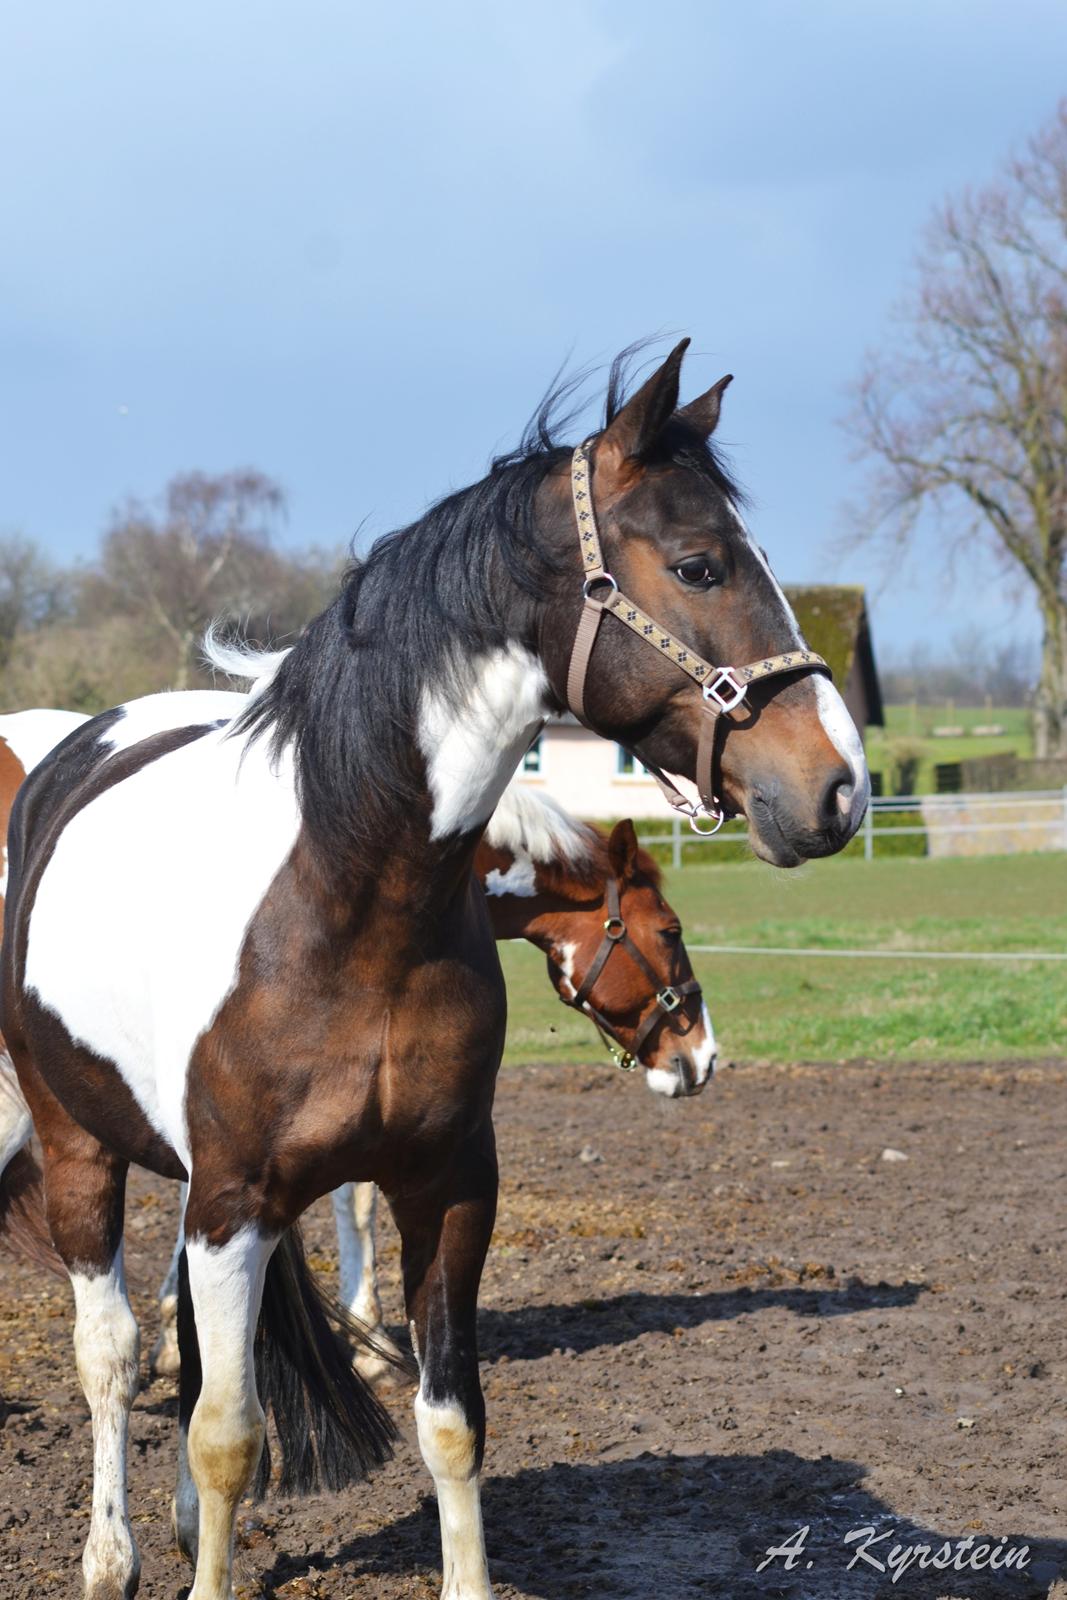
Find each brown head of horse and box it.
[478,799,712,1098]
[526,339,869,865]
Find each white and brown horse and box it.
[1,709,715,1383]
[0,342,867,1600]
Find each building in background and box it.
[518,586,883,819]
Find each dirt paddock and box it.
[2,1058,1065,1599]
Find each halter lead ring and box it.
[565,439,832,825]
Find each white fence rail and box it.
[637,788,1067,868]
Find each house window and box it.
[615,746,646,776]
[522,735,543,774]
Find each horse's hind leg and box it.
[32,1101,141,1599]
[181,1210,274,1600]
[331,1181,402,1379]
[391,1128,498,1600]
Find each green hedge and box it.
[594,807,927,866]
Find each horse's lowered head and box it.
[480,808,714,1099]
[535,340,870,868]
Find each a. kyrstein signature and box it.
[756,1524,1032,1583]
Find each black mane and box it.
[235,345,744,868]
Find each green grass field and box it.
[866,704,1033,794]
[499,852,1067,1067]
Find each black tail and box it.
[177,1224,404,1500]
[0,1144,63,1276]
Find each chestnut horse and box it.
[0,342,867,1600]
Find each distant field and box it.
[866,703,1033,794]
[499,852,1067,1067]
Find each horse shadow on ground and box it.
[472,1278,928,1363]
[253,1449,1065,1600]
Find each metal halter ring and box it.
[657,987,682,1012]
[689,807,726,837]
[582,571,618,602]
[603,915,626,940]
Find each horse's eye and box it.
[659,926,682,946]
[674,557,719,590]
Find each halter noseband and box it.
[565,440,832,831]
[553,876,701,1077]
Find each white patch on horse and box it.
[726,500,804,648]
[554,941,584,1005]
[486,782,596,866]
[483,854,538,898]
[692,1002,717,1082]
[71,1255,141,1597]
[813,674,869,801]
[414,1391,493,1600]
[0,709,89,777]
[25,704,302,1167]
[101,689,245,754]
[0,1051,32,1173]
[418,646,550,841]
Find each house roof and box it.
[784,585,884,726]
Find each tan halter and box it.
[565,439,832,831]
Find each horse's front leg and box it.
[331,1180,403,1379]
[182,1210,274,1600]
[391,1128,498,1600]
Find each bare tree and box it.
[846,101,1067,756]
[86,469,289,690]
[0,533,72,671]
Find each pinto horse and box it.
[0,342,867,1600]
[0,709,714,1386]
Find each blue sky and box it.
[3,0,1065,659]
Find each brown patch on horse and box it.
[0,734,28,926]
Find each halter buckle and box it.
[657,986,682,1012]
[703,667,747,713]
[603,915,626,940]
[582,571,618,602]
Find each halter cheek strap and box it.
[566,440,832,830]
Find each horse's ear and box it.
[598,339,690,468]
[676,373,733,439]
[607,818,639,882]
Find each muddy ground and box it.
[2,1057,1065,1599]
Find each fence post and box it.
[672,812,682,870]
[863,801,874,862]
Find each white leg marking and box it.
[415,1390,495,1600]
[71,1254,141,1598]
[185,1226,273,1600]
[418,645,549,841]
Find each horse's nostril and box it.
[824,769,854,825]
[834,781,854,816]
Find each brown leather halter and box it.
[552,875,702,1076]
[565,439,832,832]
